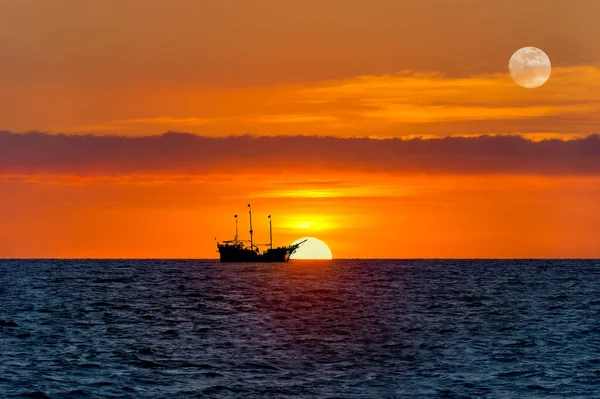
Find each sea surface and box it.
[2,260,600,398]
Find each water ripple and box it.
[1,259,600,397]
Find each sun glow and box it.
[295,221,314,229]
[281,214,339,231]
[290,237,333,260]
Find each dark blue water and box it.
[2,260,600,398]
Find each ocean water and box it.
[1,260,600,398]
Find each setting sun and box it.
[290,237,333,260]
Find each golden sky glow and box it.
[0,0,599,258]
[2,66,600,138]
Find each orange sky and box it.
[0,0,599,258]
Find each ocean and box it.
[1,259,600,398]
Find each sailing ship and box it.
[216,204,306,262]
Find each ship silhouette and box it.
[216,204,306,262]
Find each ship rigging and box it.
[216,204,306,262]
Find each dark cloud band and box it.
[1,131,599,176]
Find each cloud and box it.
[1,131,600,177]
[257,114,339,124]
[17,66,597,138]
[110,117,213,126]
[59,117,214,133]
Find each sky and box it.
[1,0,599,258]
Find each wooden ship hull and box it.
[217,245,294,263]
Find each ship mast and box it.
[248,204,253,248]
[268,214,272,249]
[234,214,238,242]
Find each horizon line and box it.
[1,257,599,261]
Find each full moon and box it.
[508,47,551,88]
[290,237,333,260]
